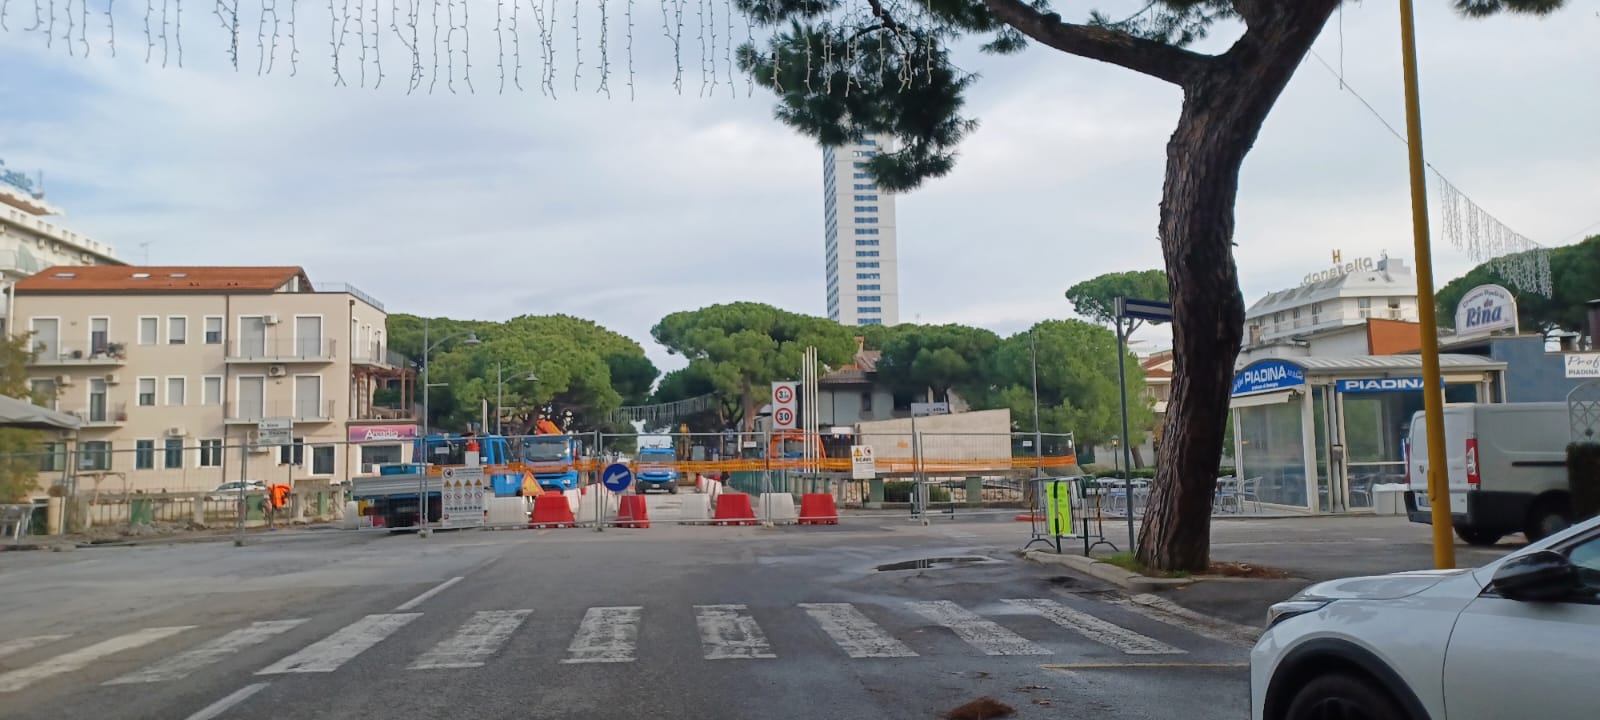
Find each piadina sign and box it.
[1232,360,1306,396]
[1453,284,1518,336]
[1336,377,1437,393]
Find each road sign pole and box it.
[1114,302,1136,553]
[235,439,248,547]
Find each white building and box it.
[1245,254,1418,348]
[823,134,900,326]
[0,163,123,335]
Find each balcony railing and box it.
[70,401,128,427]
[352,342,394,368]
[29,342,130,366]
[226,338,338,363]
[225,400,338,425]
[316,282,385,312]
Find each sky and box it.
[1,1,1595,375]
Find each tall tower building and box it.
[822,134,899,326]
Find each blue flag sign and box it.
[601,463,634,492]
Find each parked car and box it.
[1250,514,1600,720]
[207,481,267,501]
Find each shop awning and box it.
[1231,391,1297,409]
[0,394,83,431]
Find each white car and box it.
[207,481,267,501]
[1251,515,1600,720]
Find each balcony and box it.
[351,343,404,369]
[226,339,338,364]
[70,402,128,428]
[225,400,338,425]
[30,342,129,367]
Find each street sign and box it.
[440,466,487,528]
[256,418,293,446]
[771,381,800,430]
[601,463,634,493]
[850,445,876,480]
[910,402,950,418]
[1116,297,1173,324]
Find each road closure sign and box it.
[850,445,876,480]
[440,466,487,528]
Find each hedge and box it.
[883,481,951,503]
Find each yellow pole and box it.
[1398,0,1455,569]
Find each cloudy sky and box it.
[1,1,1595,372]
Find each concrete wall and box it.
[855,408,1011,461]
[1492,337,1594,402]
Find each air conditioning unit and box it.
[104,373,121,385]
[55,374,73,386]
[360,463,376,475]
[267,364,288,377]
[263,314,280,325]
[165,426,186,437]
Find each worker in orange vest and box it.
[267,484,291,528]
[535,414,561,435]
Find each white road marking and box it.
[107,620,309,685]
[256,614,419,674]
[907,601,1050,656]
[395,576,464,611]
[562,606,643,664]
[0,635,70,660]
[181,682,270,720]
[1003,598,1185,655]
[1104,593,1260,648]
[694,604,776,660]
[409,610,532,670]
[799,603,917,659]
[0,626,194,692]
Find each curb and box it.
[1022,550,1195,592]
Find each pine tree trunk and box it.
[1137,2,1340,573]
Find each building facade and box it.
[823,134,900,326]
[1245,255,1418,348]
[14,266,414,495]
[0,166,123,335]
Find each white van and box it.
[1406,402,1574,545]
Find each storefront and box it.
[347,424,418,474]
[1230,355,1505,514]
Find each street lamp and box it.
[495,364,538,436]
[417,318,480,537]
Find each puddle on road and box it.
[875,556,997,572]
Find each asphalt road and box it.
[0,514,1253,720]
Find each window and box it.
[166,377,186,406]
[312,445,336,475]
[858,318,882,326]
[853,172,870,179]
[361,444,402,467]
[853,161,868,169]
[857,262,880,268]
[857,138,877,147]
[203,376,223,406]
[204,316,224,344]
[853,183,876,191]
[199,439,223,467]
[856,251,880,258]
[855,228,879,235]
[1311,303,1323,315]
[860,306,882,314]
[139,317,159,345]
[135,440,155,470]
[1358,297,1372,310]
[857,273,880,280]
[854,217,878,224]
[1292,308,1301,319]
[860,392,874,413]
[89,318,109,353]
[38,442,66,472]
[295,375,323,419]
[857,284,880,291]
[165,438,185,468]
[852,150,877,157]
[30,379,57,410]
[859,295,882,302]
[88,378,108,421]
[857,240,880,246]
[1567,533,1600,591]
[167,316,187,345]
[854,206,878,213]
[137,377,157,407]
[280,437,306,466]
[854,195,878,202]
[79,441,111,470]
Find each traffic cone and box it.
[617,495,651,529]
[530,493,577,528]
[798,494,838,525]
[711,493,758,526]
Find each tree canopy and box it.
[1435,235,1600,338]
[1,334,51,501]
[988,320,1152,449]
[652,303,858,429]
[874,324,1001,404]
[1066,270,1171,326]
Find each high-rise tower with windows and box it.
[822,135,899,326]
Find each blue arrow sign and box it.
[601,463,634,492]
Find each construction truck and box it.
[635,446,680,494]
[515,434,584,491]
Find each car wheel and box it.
[1454,526,1503,547]
[1284,673,1407,720]
[668,485,679,495]
[1524,497,1572,542]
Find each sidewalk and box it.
[1159,515,1521,627]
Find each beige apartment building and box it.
[13,266,416,494]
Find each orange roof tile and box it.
[15,266,310,294]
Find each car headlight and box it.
[1265,599,1331,630]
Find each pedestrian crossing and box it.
[0,596,1224,694]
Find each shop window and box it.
[1237,399,1307,508]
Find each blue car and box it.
[635,447,680,494]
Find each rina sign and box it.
[1232,360,1306,396]
[1453,284,1518,336]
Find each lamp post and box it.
[495,364,538,436]
[418,318,480,537]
